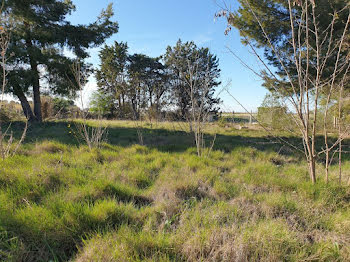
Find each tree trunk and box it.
[32,73,42,122]
[29,60,42,122]
[25,37,42,122]
[308,157,316,184]
[13,86,35,121]
[181,102,187,121]
[121,93,125,117]
[325,151,329,183]
[131,98,139,120]
[121,93,125,107]
[156,96,161,120]
[149,89,153,107]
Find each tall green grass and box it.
[0,121,349,261]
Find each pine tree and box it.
[95,42,128,117]
[1,0,118,122]
[164,39,221,120]
[223,0,349,95]
[96,42,170,120]
[128,54,168,119]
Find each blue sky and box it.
[68,0,268,112]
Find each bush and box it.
[257,93,293,131]
[0,108,11,122]
[40,96,80,120]
[257,106,290,130]
[0,102,23,121]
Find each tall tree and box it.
[127,54,148,119]
[128,54,169,119]
[147,57,171,118]
[222,0,349,94]
[95,43,170,120]
[164,39,221,120]
[1,0,118,122]
[94,40,220,121]
[95,41,128,117]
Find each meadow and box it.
[0,120,350,262]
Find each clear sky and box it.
[68,0,268,112]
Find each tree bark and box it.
[13,86,35,121]
[29,59,42,122]
[131,97,139,120]
[309,157,316,184]
[32,71,42,122]
[149,89,153,107]
[25,37,42,122]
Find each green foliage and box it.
[95,42,129,118]
[89,90,115,118]
[0,226,23,261]
[52,98,75,117]
[223,0,349,95]
[95,41,170,120]
[0,108,12,122]
[164,39,221,119]
[94,39,221,121]
[0,102,23,121]
[40,96,78,120]
[128,53,168,120]
[2,0,118,121]
[257,93,293,131]
[328,99,350,125]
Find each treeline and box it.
[90,39,221,120]
[0,1,222,123]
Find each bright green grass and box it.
[0,120,349,261]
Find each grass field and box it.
[0,120,350,261]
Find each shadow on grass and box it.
[4,121,350,161]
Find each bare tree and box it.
[184,56,218,157]
[0,2,9,105]
[0,3,27,160]
[70,61,108,150]
[218,0,350,183]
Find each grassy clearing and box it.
[0,120,349,261]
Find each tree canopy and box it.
[1,0,118,122]
[222,0,349,95]
[164,40,221,120]
[92,39,221,120]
